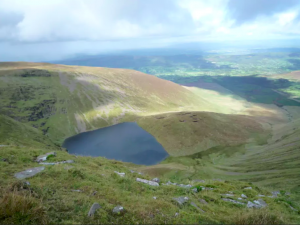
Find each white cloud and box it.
[0,0,299,61]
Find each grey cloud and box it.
[0,0,195,43]
[0,11,23,27]
[123,0,194,30]
[227,0,300,25]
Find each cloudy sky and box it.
[1,0,300,61]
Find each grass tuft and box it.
[0,188,47,224]
[231,209,284,225]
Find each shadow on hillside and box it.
[0,67,175,142]
[179,75,300,107]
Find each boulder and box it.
[247,199,267,208]
[244,187,252,190]
[222,198,245,205]
[114,171,125,177]
[88,203,101,217]
[36,152,56,162]
[241,194,247,199]
[254,199,267,208]
[25,181,30,185]
[112,206,124,214]
[14,167,45,179]
[152,178,160,183]
[153,196,157,200]
[136,178,159,186]
[192,188,198,193]
[201,186,214,190]
[247,201,259,208]
[173,196,189,206]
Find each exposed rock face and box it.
[192,188,198,193]
[190,202,205,213]
[40,160,74,165]
[114,171,125,177]
[247,199,267,208]
[221,194,234,197]
[222,198,245,205]
[152,178,160,183]
[36,152,56,162]
[241,194,247,198]
[162,181,192,189]
[112,206,124,214]
[136,178,159,186]
[254,199,267,208]
[247,201,259,208]
[88,203,101,217]
[14,167,45,179]
[173,196,189,206]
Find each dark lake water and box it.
[62,122,169,165]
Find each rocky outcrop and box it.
[247,199,267,208]
[152,178,160,183]
[241,194,247,198]
[222,198,245,205]
[14,167,45,179]
[173,196,189,206]
[40,160,74,165]
[88,203,101,217]
[136,178,159,186]
[112,206,124,214]
[36,152,56,162]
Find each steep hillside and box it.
[0,62,213,144]
[0,114,57,149]
[137,111,265,156]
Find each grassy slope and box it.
[140,118,300,197]
[0,114,57,149]
[0,62,214,144]
[137,111,264,156]
[1,146,299,224]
